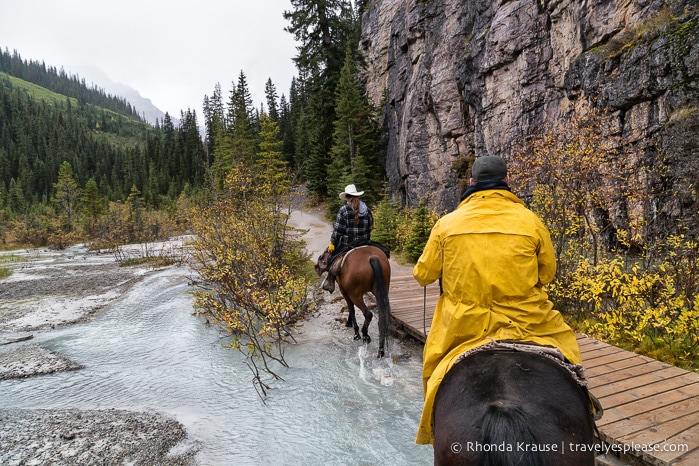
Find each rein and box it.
[423,286,427,337]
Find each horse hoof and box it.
[354,334,361,341]
[377,350,385,358]
[363,336,371,344]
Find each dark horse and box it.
[315,245,392,357]
[433,348,597,466]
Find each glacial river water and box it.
[0,255,433,465]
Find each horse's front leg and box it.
[345,304,355,329]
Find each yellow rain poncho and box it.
[413,189,582,445]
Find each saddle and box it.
[454,339,604,421]
[328,247,359,276]
[328,241,391,275]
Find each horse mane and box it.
[481,402,547,466]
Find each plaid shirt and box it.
[331,202,374,247]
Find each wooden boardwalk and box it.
[389,275,699,466]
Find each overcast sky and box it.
[0,0,298,118]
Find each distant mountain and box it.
[69,64,177,127]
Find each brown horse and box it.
[315,245,392,357]
[433,348,598,466]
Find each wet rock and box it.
[0,344,83,380]
[0,408,198,465]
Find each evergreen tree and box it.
[52,161,80,232]
[283,0,354,78]
[256,114,290,260]
[178,109,206,188]
[8,178,26,216]
[406,201,434,262]
[126,184,145,242]
[82,177,105,234]
[203,83,226,156]
[372,189,401,250]
[278,92,295,166]
[228,71,258,166]
[210,115,233,189]
[284,0,358,197]
[264,78,280,122]
[256,114,288,200]
[327,48,380,205]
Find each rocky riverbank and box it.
[0,241,200,465]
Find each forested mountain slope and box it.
[0,50,205,210]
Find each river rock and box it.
[0,344,83,380]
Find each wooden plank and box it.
[583,350,641,370]
[577,336,606,349]
[672,446,699,466]
[589,366,689,396]
[598,375,699,411]
[633,422,699,465]
[599,396,699,439]
[596,382,699,426]
[619,411,699,451]
[584,356,652,378]
[581,344,628,360]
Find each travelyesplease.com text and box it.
[450,441,689,455]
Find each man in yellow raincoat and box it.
[413,155,583,445]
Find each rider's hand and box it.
[328,243,335,253]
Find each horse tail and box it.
[369,256,391,353]
[481,403,546,466]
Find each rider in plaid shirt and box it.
[323,184,374,292]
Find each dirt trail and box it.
[289,204,413,276]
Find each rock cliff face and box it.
[360,0,698,234]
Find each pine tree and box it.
[284,0,358,197]
[53,161,80,232]
[283,0,354,78]
[210,116,233,189]
[327,48,380,205]
[126,184,144,242]
[8,178,26,216]
[278,92,295,166]
[203,83,226,156]
[82,177,104,234]
[264,78,280,123]
[228,71,258,166]
[256,114,288,200]
[256,114,291,261]
[405,201,434,262]
[372,189,401,250]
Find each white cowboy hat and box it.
[339,184,364,200]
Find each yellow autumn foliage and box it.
[189,117,315,396]
[510,111,698,371]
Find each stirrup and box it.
[591,393,604,421]
[321,274,335,292]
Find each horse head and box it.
[315,249,332,275]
